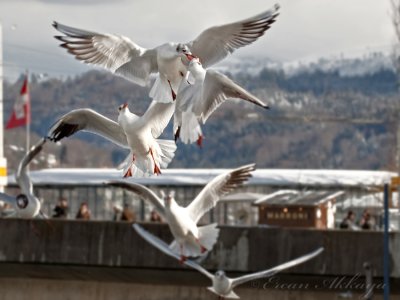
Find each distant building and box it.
[254,190,345,229]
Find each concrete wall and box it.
[0,219,398,298]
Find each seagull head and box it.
[162,190,175,207]
[215,270,226,279]
[16,194,29,209]
[118,103,129,113]
[176,43,196,61]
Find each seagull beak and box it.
[122,102,128,109]
[185,53,197,61]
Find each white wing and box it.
[195,70,269,123]
[187,4,280,67]
[185,164,255,223]
[107,181,166,219]
[133,224,214,280]
[139,101,175,138]
[16,138,47,196]
[0,192,16,208]
[53,22,158,86]
[48,108,129,148]
[232,247,324,288]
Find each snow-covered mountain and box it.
[216,51,394,77]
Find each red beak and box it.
[185,53,197,61]
[122,102,128,109]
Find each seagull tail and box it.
[149,75,175,103]
[198,223,219,251]
[179,111,203,145]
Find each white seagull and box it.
[174,57,269,145]
[0,138,47,218]
[52,4,280,103]
[47,101,176,177]
[107,164,255,260]
[134,223,324,299]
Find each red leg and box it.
[167,80,177,101]
[149,148,161,175]
[195,238,208,254]
[196,135,203,148]
[179,244,187,264]
[123,154,135,177]
[174,126,181,142]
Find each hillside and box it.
[3,55,399,173]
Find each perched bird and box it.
[52,4,280,103]
[134,223,324,299]
[47,101,176,177]
[174,57,269,145]
[0,138,47,218]
[107,164,255,260]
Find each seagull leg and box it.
[195,238,207,254]
[149,148,161,175]
[167,80,177,101]
[196,135,203,148]
[179,244,187,264]
[174,126,181,143]
[123,154,135,178]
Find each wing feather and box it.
[195,70,269,123]
[107,181,166,219]
[187,4,280,67]
[133,224,214,280]
[139,101,175,138]
[232,247,324,288]
[47,108,129,148]
[53,22,158,86]
[185,164,255,223]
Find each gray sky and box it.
[0,0,395,81]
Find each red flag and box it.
[6,76,30,129]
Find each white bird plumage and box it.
[133,223,324,299]
[52,4,280,103]
[0,138,47,218]
[107,164,256,259]
[47,101,177,177]
[174,57,269,144]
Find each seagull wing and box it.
[48,108,129,148]
[139,101,175,138]
[107,181,166,218]
[16,138,47,195]
[232,247,324,288]
[187,4,280,67]
[195,70,269,123]
[185,164,255,223]
[53,22,158,86]
[0,192,16,208]
[133,224,214,280]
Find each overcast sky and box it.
[0,0,396,81]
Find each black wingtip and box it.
[52,21,58,29]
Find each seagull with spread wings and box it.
[107,164,255,260]
[0,138,47,218]
[174,57,269,145]
[52,4,280,103]
[47,101,176,177]
[134,223,324,299]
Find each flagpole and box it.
[25,71,30,155]
[0,23,7,192]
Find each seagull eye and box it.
[182,49,186,53]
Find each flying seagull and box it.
[134,223,324,299]
[174,57,269,145]
[0,138,47,218]
[107,164,255,260]
[47,101,176,177]
[52,4,280,103]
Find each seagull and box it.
[52,4,280,103]
[107,164,255,260]
[0,138,47,218]
[47,101,176,177]
[134,223,324,299]
[174,57,269,145]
